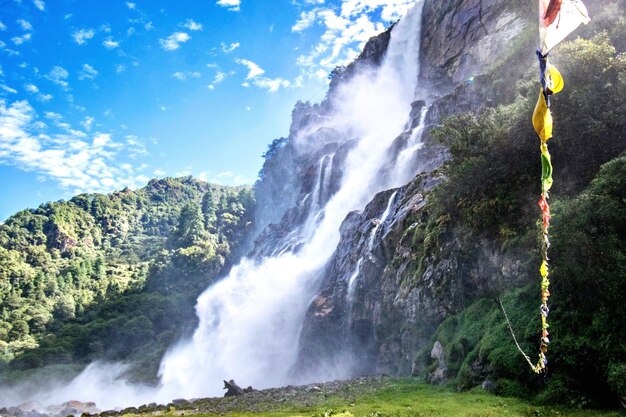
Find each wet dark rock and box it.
[296,173,442,379]
[223,379,245,397]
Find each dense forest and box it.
[0,177,255,382]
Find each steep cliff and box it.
[293,0,535,380]
[254,0,625,407]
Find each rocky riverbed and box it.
[0,376,392,417]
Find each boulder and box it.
[223,379,245,397]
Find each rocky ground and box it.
[2,376,622,417]
[0,377,390,417]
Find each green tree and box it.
[201,189,217,232]
[169,202,207,248]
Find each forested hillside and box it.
[0,177,254,382]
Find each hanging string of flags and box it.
[527,0,590,373]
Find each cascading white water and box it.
[2,1,427,410]
[157,1,426,399]
[367,191,398,252]
[390,106,429,184]
[347,190,398,298]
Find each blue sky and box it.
[0,0,415,221]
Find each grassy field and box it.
[124,378,622,417]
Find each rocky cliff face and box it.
[251,27,395,259]
[251,0,536,383]
[419,0,533,84]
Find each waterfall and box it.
[390,105,429,185]
[6,0,428,410]
[367,190,398,252]
[158,1,426,399]
[347,190,398,299]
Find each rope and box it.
[500,49,556,375]
[498,298,536,370]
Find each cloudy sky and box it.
[0,0,416,220]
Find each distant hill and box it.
[0,176,255,382]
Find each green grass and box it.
[127,378,622,417]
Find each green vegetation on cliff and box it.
[411,31,625,407]
[0,177,254,382]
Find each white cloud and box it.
[100,23,112,33]
[221,41,240,53]
[115,64,126,73]
[234,59,291,93]
[0,21,6,31]
[37,93,53,103]
[207,70,232,90]
[17,19,33,31]
[45,66,69,88]
[213,71,229,84]
[254,77,291,93]
[293,0,413,77]
[44,111,62,121]
[126,2,136,9]
[93,133,114,147]
[24,83,39,94]
[81,116,95,131]
[78,64,98,80]
[33,0,45,11]
[159,32,191,51]
[235,58,265,79]
[216,0,241,11]
[1,85,18,94]
[72,28,95,45]
[292,10,317,32]
[102,37,119,49]
[12,33,32,45]
[153,169,166,176]
[172,71,201,81]
[1,46,20,56]
[145,21,155,31]
[0,100,146,193]
[183,19,203,31]
[125,135,147,158]
[69,129,87,138]
[135,174,149,183]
